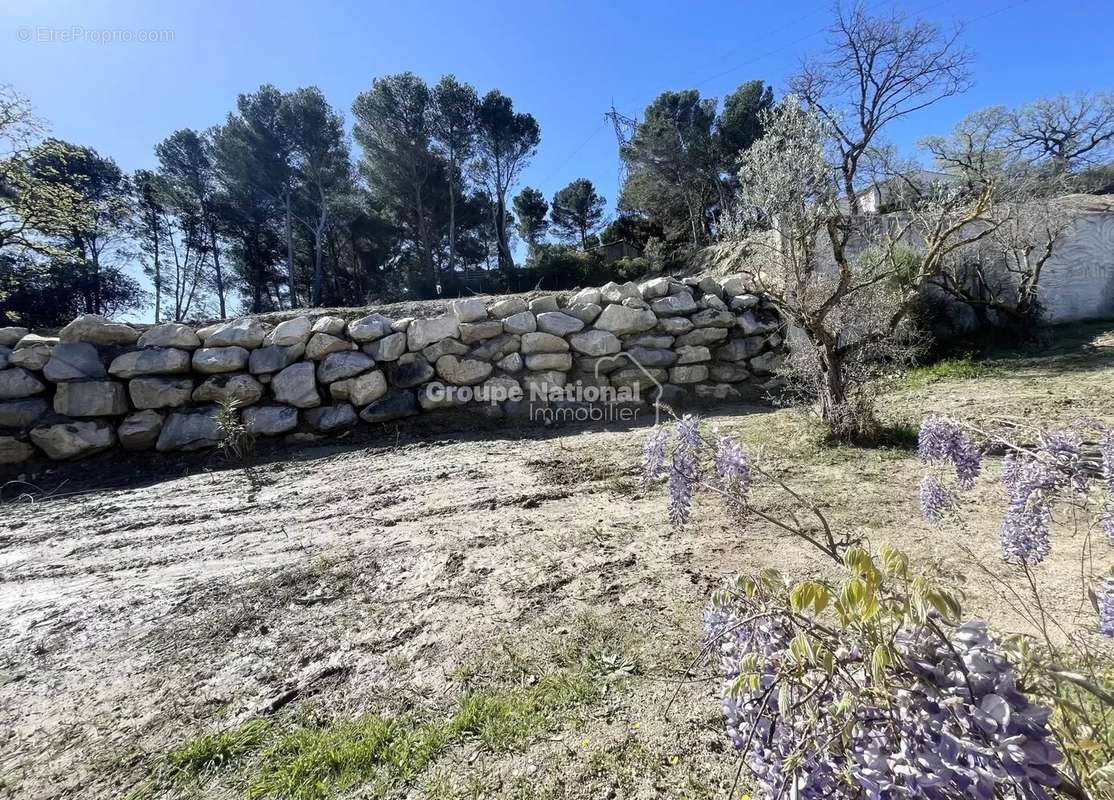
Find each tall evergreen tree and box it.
[512,186,548,256]
[471,91,540,284]
[550,178,606,250]
[431,76,479,288]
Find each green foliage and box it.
[549,178,606,249]
[216,397,255,462]
[248,715,452,800]
[901,354,989,389]
[512,186,548,249]
[167,719,271,778]
[149,659,606,800]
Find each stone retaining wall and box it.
[0,276,784,465]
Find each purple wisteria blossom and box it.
[713,435,751,516]
[1104,505,1114,549]
[1042,429,1086,492]
[668,415,700,527]
[706,588,1061,800]
[919,416,981,488]
[919,474,953,521]
[1101,578,1114,639]
[641,426,670,488]
[1001,455,1056,564]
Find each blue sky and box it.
[2,0,1112,316]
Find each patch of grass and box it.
[247,715,453,800]
[167,719,272,779]
[901,354,990,390]
[151,660,605,800]
[452,670,595,751]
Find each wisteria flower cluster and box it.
[641,417,752,527]
[704,578,1062,800]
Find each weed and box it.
[167,719,271,778]
[901,353,989,389]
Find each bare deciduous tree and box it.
[790,2,972,214]
[1008,92,1114,173]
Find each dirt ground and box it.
[1,321,1113,800]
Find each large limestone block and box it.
[243,405,298,436]
[359,391,418,423]
[388,353,435,388]
[675,345,712,364]
[568,330,621,356]
[490,298,527,318]
[272,362,321,408]
[451,298,487,323]
[346,313,394,342]
[691,309,735,328]
[569,287,601,306]
[675,328,729,347]
[304,404,358,432]
[109,347,192,378]
[118,410,164,450]
[407,316,460,351]
[436,355,493,386]
[669,365,709,384]
[422,338,469,362]
[348,370,388,406]
[651,293,697,316]
[192,373,264,406]
[566,303,602,324]
[536,312,584,337]
[31,419,116,460]
[0,368,46,400]
[720,274,751,297]
[156,407,222,452]
[0,398,49,429]
[59,314,139,346]
[43,342,106,382]
[521,332,569,354]
[363,332,406,362]
[129,377,194,410]
[203,318,267,348]
[528,296,560,314]
[502,311,537,335]
[0,328,29,347]
[600,281,640,304]
[248,343,305,375]
[137,323,201,349]
[192,346,250,374]
[737,311,779,336]
[459,320,504,344]
[638,277,671,299]
[9,345,52,370]
[469,334,519,362]
[594,304,657,335]
[657,317,694,335]
[305,333,354,361]
[317,351,375,384]
[625,347,678,368]
[0,436,34,464]
[716,337,765,361]
[54,381,129,417]
[524,353,572,371]
[312,316,347,336]
[265,316,312,347]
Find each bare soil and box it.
[1,322,1113,800]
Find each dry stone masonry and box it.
[0,276,785,464]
